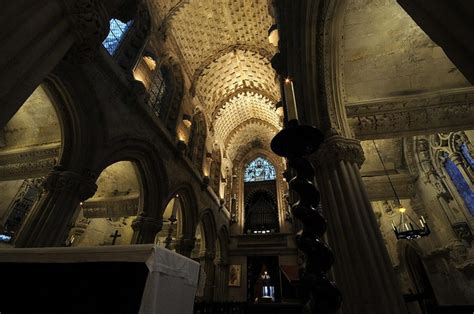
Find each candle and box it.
[283,78,298,121]
[171,196,179,220]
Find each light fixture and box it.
[182,114,192,128]
[268,24,279,46]
[372,140,430,240]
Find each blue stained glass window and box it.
[460,143,474,170]
[244,157,276,182]
[102,19,132,55]
[443,154,474,216]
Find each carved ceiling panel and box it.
[169,0,275,74]
[226,120,277,162]
[214,91,281,144]
[196,49,279,111]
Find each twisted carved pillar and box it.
[271,122,341,313]
[131,213,163,244]
[15,167,97,248]
[312,132,408,314]
[0,0,118,129]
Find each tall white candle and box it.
[284,78,298,121]
[171,195,179,219]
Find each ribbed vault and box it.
[214,91,280,144]
[195,49,279,111]
[164,0,281,164]
[169,0,276,75]
[226,120,277,161]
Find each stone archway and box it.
[68,160,142,247]
[0,83,64,247]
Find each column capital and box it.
[61,0,110,62]
[43,167,97,201]
[313,130,365,167]
[131,214,163,232]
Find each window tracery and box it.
[244,157,276,182]
[102,19,133,55]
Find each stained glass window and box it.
[443,153,474,216]
[244,157,276,182]
[102,19,133,55]
[460,143,474,170]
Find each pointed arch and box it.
[158,53,185,133]
[97,137,169,220]
[198,208,218,254]
[165,183,199,241]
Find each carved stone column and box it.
[15,167,97,248]
[131,214,163,244]
[199,251,216,301]
[313,132,408,314]
[175,237,196,258]
[0,0,111,129]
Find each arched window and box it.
[244,157,276,182]
[102,19,133,55]
[461,143,474,170]
[149,67,166,115]
[442,152,474,216]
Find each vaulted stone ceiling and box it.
[160,0,281,163]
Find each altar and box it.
[0,245,200,313]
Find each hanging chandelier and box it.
[372,140,430,240]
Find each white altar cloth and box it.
[0,244,200,314]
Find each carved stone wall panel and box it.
[0,144,60,180]
[347,88,474,140]
[82,194,140,218]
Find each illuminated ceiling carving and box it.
[214,91,281,144]
[226,120,277,162]
[163,0,281,162]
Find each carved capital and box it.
[62,0,110,62]
[131,214,163,233]
[313,131,365,167]
[176,237,196,255]
[43,168,97,201]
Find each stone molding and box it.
[347,88,474,140]
[0,144,60,180]
[131,213,163,231]
[313,131,365,167]
[82,194,140,218]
